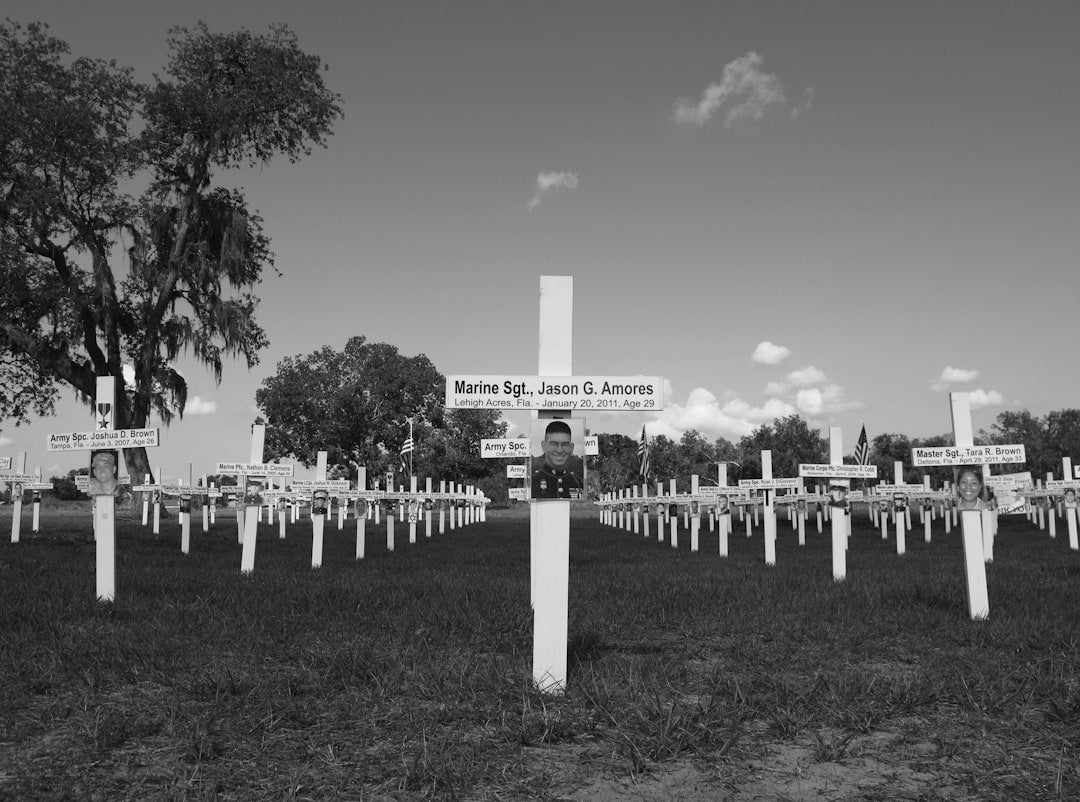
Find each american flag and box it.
[638,425,650,479]
[400,420,414,455]
[853,425,870,465]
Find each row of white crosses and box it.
[2,452,55,542]
[215,426,487,574]
[1000,454,1079,549]
[598,428,873,580]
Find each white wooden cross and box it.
[5,451,30,543]
[445,276,662,694]
[214,426,296,573]
[796,427,877,581]
[911,392,1026,620]
[44,376,160,601]
[24,470,52,534]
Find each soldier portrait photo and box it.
[529,418,586,501]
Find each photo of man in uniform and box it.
[312,489,328,517]
[828,483,848,509]
[88,450,119,496]
[530,419,585,501]
[715,494,730,516]
[243,477,265,507]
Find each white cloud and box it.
[763,381,787,395]
[787,365,827,387]
[751,341,791,366]
[528,171,579,210]
[647,386,796,442]
[185,396,217,415]
[0,436,12,447]
[967,389,1005,410]
[940,366,978,383]
[795,384,863,417]
[932,365,981,392]
[673,51,797,129]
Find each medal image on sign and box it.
[528,418,586,502]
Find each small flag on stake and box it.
[638,425,650,480]
[854,425,870,465]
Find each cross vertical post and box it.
[829,427,847,581]
[949,393,990,620]
[893,460,906,555]
[762,450,776,566]
[8,452,27,543]
[717,462,730,557]
[94,377,117,601]
[531,275,573,694]
[690,474,700,552]
[239,425,266,574]
[311,451,328,567]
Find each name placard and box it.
[481,439,531,458]
[508,487,528,501]
[446,375,663,411]
[911,444,1026,467]
[23,482,54,491]
[506,464,527,479]
[290,479,351,491]
[798,463,878,479]
[875,483,925,494]
[738,478,801,489]
[214,462,295,477]
[3,474,41,483]
[1046,480,1080,491]
[47,428,160,451]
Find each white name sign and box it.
[738,478,801,490]
[24,482,54,491]
[875,483,925,494]
[911,444,1026,466]
[1046,480,1080,491]
[508,487,528,501]
[507,464,527,479]
[214,462,295,477]
[798,463,878,479]
[3,474,41,483]
[446,375,663,411]
[290,479,351,491]
[481,439,531,458]
[47,428,160,451]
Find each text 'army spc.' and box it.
[530,419,585,500]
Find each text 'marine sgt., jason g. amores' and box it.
[445,376,664,411]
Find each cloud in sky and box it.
[0,436,12,447]
[528,171,579,210]
[762,365,864,418]
[751,341,791,366]
[932,365,981,392]
[672,51,799,128]
[967,389,1006,410]
[647,381,795,441]
[185,396,217,415]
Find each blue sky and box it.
[3,1,1079,480]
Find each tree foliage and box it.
[736,415,826,480]
[0,20,341,479]
[255,336,506,483]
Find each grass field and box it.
[1,503,1078,800]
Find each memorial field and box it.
[1,505,1077,800]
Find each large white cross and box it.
[44,376,160,601]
